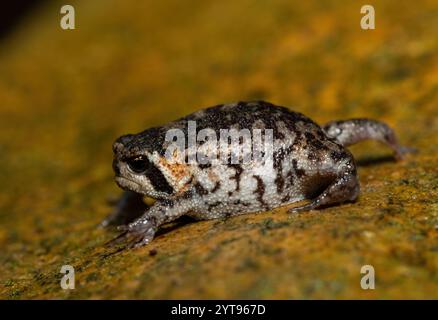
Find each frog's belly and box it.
[191,184,306,220]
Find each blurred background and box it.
[0,0,437,299]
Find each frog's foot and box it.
[105,193,199,249]
[288,168,360,213]
[106,217,157,249]
[323,119,415,161]
[100,191,149,228]
[393,145,417,161]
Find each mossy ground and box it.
[0,0,437,299]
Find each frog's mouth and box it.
[115,176,143,193]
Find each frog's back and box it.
[179,101,340,163]
[181,100,319,135]
[126,101,337,162]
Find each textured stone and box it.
[0,0,437,299]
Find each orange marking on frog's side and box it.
[159,157,190,183]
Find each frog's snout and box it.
[112,158,121,176]
[113,134,135,155]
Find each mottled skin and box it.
[103,101,411,248]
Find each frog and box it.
[102,101,412,248]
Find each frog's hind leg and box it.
[100,191,149,227]
[323,119,415,160]
[288,160,360,213]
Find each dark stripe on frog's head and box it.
[125,155,174,195]
[145,160,174,194]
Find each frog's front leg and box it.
[110,192,201,248]
[100,191,149,228]
[323,119,415,160]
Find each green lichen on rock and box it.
[0,0,437,299]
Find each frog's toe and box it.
[105,228,129,248]
[394,145,417,161]
[287,202,317,213]
[106,221,156,249]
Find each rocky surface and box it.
[0,0,437,299]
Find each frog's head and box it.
[112,133,192,199]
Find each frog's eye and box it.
[127,156,150,174]
[333,128,342,136]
